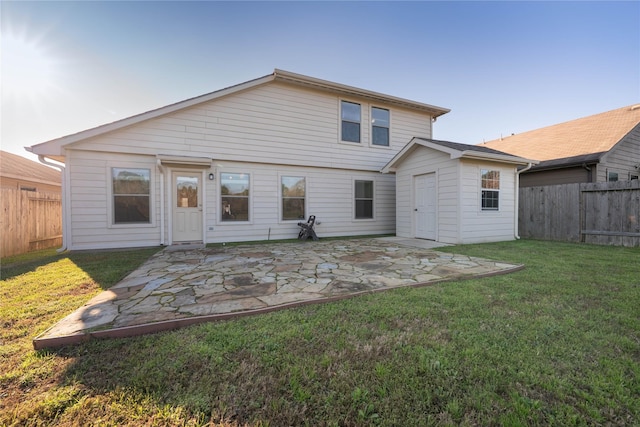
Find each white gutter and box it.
[156,159,166,246]
[514,162,534,239]
[34,154,69,253]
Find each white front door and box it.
[415,173,436,240]
[172,172,202,242]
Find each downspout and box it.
[156,159,166,246]
[36,155,68,252]
[514,162,533,239]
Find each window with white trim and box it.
[281,176,306,220]
[371,107,390,146]
[112,168,151,224]
[341,100,361,143]
[481,169,500,211]
[355,180,374,219]
[221,172,250,221]
[608,172,619,182]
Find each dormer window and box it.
[341,101,361,143]
[371,107,390,146]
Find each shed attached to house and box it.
[382,138,535,244]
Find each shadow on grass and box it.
[1,249,67,280]
[1,247,162,287]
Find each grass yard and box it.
[1,240,638,426]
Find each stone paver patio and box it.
[33,237,523,349]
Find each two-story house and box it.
[28,69,535,250]
[27,69,452,250]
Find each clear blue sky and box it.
[2,1,639,160]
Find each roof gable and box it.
[479,105,640,162]
[382,137,534,173]
[28,69,450,160]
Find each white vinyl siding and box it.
[394,147,458,243]
[458,160,516,243]
[69,82,433,172]
[59,79,441,250]
[207,161,395,243]
[68,151,161,250]
[393,146,518,245]
[66,150,395,249]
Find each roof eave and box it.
[274,69,450,117]
[457,150,537,166]
[381,137,420,173]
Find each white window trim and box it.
[279,174,307,223]
[339,99,363,145]
[217,170,253,225]
[353,178,375,221]
[369,106,392,149]
[479,168,501,212]
[106,163,156,228]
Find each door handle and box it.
[414,208,418,211]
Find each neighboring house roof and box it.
[27,69,451,162]
[382,137,535,173]
[479,104,640,162]
[0,150,61,186]
[525,152,606,172]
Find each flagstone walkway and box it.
[33,237,523,349]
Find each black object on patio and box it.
[297,215,319,241]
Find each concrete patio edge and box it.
[33,263,524,350]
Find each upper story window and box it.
[608,172,618,182]
[371,107,390,146]
[341,101,361,143]
[112,168,151,223]
[221,172,250,221]
[281,176,306,220]
[481,169,500,211]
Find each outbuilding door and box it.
[172,172,202,242]
[414,173,436,240]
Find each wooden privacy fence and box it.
[519,181,640,247]
[1,188,62,258]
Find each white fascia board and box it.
[381,137,421,173]
[274,69,450,117]
[458,150,538,165]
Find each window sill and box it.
[369,143,393,149]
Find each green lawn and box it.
[1,240,638,426]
